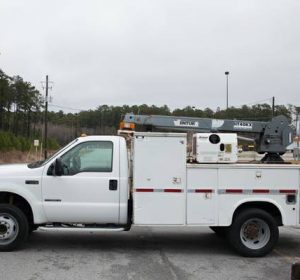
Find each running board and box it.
[39,226,125,232]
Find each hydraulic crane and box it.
[122,113,295,163]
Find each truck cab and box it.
[0,136,130,251]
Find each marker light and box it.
[119,122,135,130]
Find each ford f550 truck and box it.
[0,132,299,257]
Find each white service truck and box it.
[0,132,299,257]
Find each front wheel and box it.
[227,208,279,257]
[0,204,29,251]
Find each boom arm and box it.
[123,113,295,162]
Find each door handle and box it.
[109,179,118,191]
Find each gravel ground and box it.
[0,226,299,280]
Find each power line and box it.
[49,104,86,112]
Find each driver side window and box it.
[60,141,113,175]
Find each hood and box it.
[0,163,41,178]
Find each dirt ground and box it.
[0,151,37,164]
[0,150,57,164]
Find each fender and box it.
[225,197,286,226]
[0,183,48,224]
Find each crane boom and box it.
[123,113,295,162]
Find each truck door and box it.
[41,139,120,224]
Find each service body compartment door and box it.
[133,132,186,225]
[187,166,218,224]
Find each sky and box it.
[0,0,299,112]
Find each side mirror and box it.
[54,158,64,176]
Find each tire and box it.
[227,208,279,257]
[210,226,229,238]
[0,204,29,251]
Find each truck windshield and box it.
[27,139,79,168]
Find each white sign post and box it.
[34,140,39,160]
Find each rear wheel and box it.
[0,204,29,251]
[227,208,279,257]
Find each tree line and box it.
[0,68,298,151]
[0,69,42,137]
[0,69,56,151]
[48,103,295,141]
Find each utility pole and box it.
[272,96,275,117]
[225,71,229,109]
[296,112,299,148]
[41,75,53,159]
[44,75,49,159]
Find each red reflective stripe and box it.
[135,188,154,192]
[164,189,182,193]
[195,189,213,193]
[252,189,270,193]
[226,189,243,193]
[280,189,296,194]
